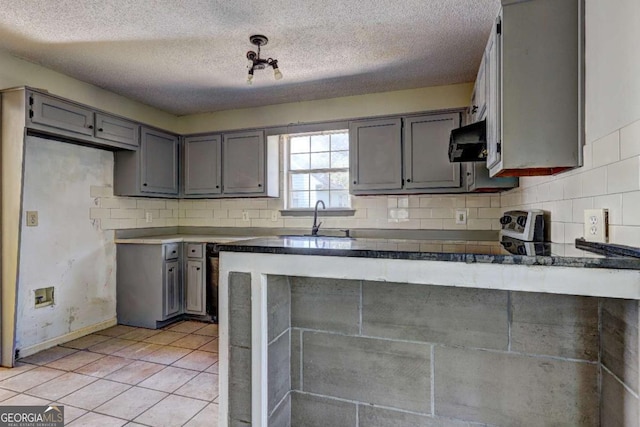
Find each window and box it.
[286,130,350,209]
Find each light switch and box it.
[26,211,38,227]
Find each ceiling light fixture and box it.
[246,35,282,85]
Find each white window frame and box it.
[283,129,352,211]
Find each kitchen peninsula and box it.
[217,237,640,426]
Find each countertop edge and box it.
[216,243,640,271]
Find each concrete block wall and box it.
[600,300,640,426]
[262,276,614,426]
[228,273,253,426]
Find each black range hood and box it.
[448,120,487,162]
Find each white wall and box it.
[16,138,116,352]
[501,0,640,246]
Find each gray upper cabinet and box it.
[350,114,465,195]
[184,135,222,195]
[349,118,403,192]
[183,130,278,198]
[223,130,265,194]
[27,90,140,150]
[486,0,584,177]
[141,128,179,194]
[470,54,487,124]
[30,92,94,137]
[485,17,501,171]
[403,114,460,189]
[95,113,139,148]
[114,126,179,197]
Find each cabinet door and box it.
[349,118,402,192]
[486,15,502,170]
[163,260,181,318]
[403,114,461,189]
[223,131,265,194]
[95,113,140,148]
[184,135,222,195]
[30,93,94,136]
[140,127,179,195]
[185,260,206,315]
[471,54,487,123]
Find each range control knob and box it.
[499,216,512,225]
[516,215,528,227]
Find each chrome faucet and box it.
[311,200,326,236]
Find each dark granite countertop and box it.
[217,235,640,270]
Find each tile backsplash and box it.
[501,118,640,245]
[90,188,501,232]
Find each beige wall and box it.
[0,50,179,132]
[176,83,473,134]
[501,0,640,246]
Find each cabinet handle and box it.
[406,179,411,183]
[143,183,148,186]
[98,128,104,132]
[172,251,176,254]
[353,181,357,185]
[258,183,262,187]
[471,105,479,114]
[169,267,174,272]
[87,124,94,129]
[216,185,219,189]
[196,267,201,271]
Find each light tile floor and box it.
[0,321,219,427]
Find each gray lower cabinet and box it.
[114,126,180,197]
[185,244,206,315]
[117,243,183,329]
[164,260,182,318]
[350,113,464,195]
[184,135,222,195]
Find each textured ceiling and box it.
[0,0,500,115]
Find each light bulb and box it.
[274,68,283,80]
[247,74,253,85]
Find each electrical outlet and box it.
[271,211,278,222]
[584,209,608,243]
[455,209,467,225]
[145,212,153,223]
[242,211,249,222]
[26,211,38,227]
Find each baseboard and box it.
[17,317,118,359]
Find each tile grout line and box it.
[10,323,219,425]
[430,344,435,417]
[359,280,363,336]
